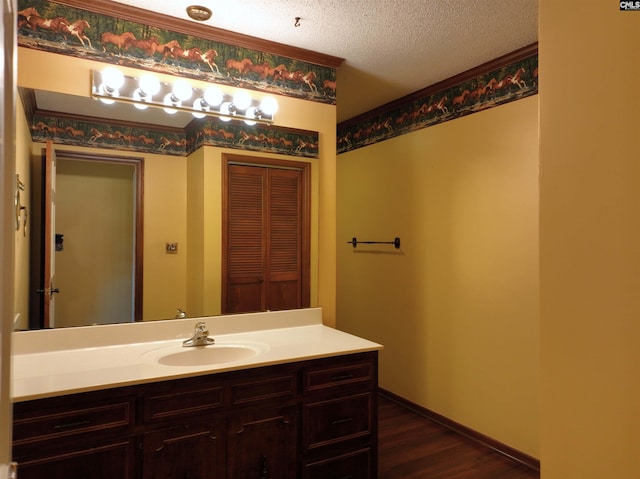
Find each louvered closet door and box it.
[223,162,306,314]
[267,168,303,310]
[225,164,267,313]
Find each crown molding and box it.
[53,0,344,68]
[339,42,538,128]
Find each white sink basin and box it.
[158,345,258,366]
[142,341,268,367]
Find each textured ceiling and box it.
[108,0,538,122]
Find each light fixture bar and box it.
[90,69,277,125]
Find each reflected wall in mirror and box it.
[27,145,311,329]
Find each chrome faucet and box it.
[182,321,215,347]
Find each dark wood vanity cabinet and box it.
[301,355,378,479]
[12,351,378,479]
[12,389,137,479]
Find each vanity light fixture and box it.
[91,68,278,125]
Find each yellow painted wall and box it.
[539,1,640,477]
[18,46,333,324]
[185,146,208,317]
[1,1,16,470]
[13,97,31,330]
[141,150,188,320]
[337,96,539,456]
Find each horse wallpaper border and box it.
[337,50,538,154]
[187,120,319,158]
[17,0,337,105]
[18,0,537,159]
[30,112,320,159]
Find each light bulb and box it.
[172,79,193,101]
[163,93,178,114]
[101,67,125,92]
[132,89,149,109]
[133,95,148,110]
[233,90,252,111]
[98,82,119,104]
[192,98,206,118]
[138,74,161,96]
[203,86,223,107]
[260,96,278,115]
[244,107,258,126]
[219,102,232,122]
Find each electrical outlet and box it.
[166,242,178,254]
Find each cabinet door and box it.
[16,439,135,479]
[227,404,298,479]
[142,419,226,479]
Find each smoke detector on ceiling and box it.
[186,5,212,21]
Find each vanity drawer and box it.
[14,438,136,479]
[303,392,372,450]
[303,447,372,479]
[304,360,374,394]
[230,373,297,407]
[143,382,224,423]
[13,397,134,445]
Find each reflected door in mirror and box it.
[31,148,143,328]
[223,156,310,314]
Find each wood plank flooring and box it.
[378,395,540,479]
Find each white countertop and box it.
[12,308,382,402]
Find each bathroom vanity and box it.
[11,308,382,479]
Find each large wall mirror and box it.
[16,88,321,330]
[13,0,340,331]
